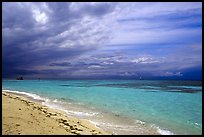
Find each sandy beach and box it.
[2,91,112,135]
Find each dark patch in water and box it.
[165,89,200,93]
[96,81,202,94]
[76,85,92,87]
[59,85,71,87]
[115,114,120,117]
[59,84,92,87]
[60,97,66,100]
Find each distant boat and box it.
[16,76,23,80]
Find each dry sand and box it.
[2,91,112,135]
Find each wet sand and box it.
[2,91,112,135]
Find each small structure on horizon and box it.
[16,76,23,80]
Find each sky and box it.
[2,2,202,80]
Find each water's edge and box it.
[2,89,172,135]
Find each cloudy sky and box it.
[2,2,202,80]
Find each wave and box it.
[3,89,99,117]
[88,120,100,128]
[156,127,174,135]
[3,89,47,101]
[66,110,99,117]
[187,121,202,128]
[41,100,68,113]
[135,119,146,125]
[3,89,69,115]
[168,86,202,90]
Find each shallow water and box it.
[2,79,202,135]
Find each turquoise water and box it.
[2,80,202,135]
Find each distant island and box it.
[16,76,23,80]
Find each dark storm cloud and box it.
[49,61,101,68]
[2,2,117,78]
[2,3,35,28]
[49,62,72,67]
[76,3,116,17]
[2,2,202,80]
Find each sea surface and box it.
[2,79,202,135]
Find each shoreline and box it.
[2,89,161,135]
[2,91,113,135]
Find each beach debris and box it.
[46,114,51,117]
[16,124,20,126]
[70,126,74,130]
[48,112,57,116]
[58,118,67,123]
[64,122,70,126]
[76,128,83,131]
[43,110,47,113]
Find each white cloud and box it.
[131,57,159,64]
[33,11,48,24]
[30,3,50,25]
[88,65,102,69]
[154,71,183,77]
[103,62,114,65]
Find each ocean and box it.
[2,79,202,135]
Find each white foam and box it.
[45,98,50,102]
[88,120,100,128]
[135,120,146,125]
[3,89,46,101]
[99,122,143,132]
[187,120,202,127]
[53,99,58,103]
[67,110,99,117]
[42,100,63,110]
[41,99,74,115]
[157,127,174,135]
[194,122,202,127]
